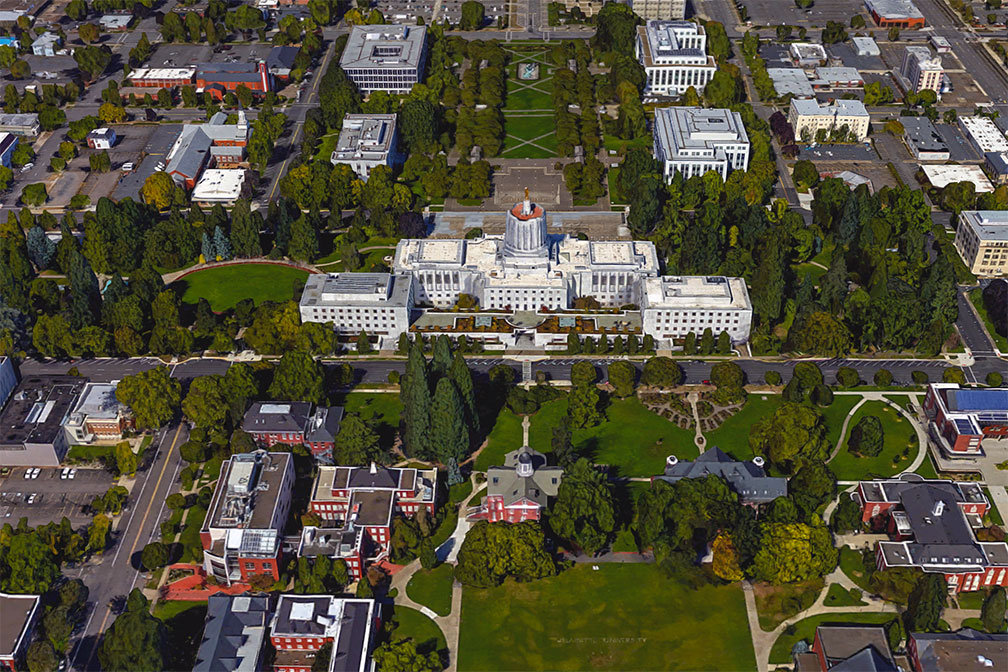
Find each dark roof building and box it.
[468,446,563,523]
[269,595,378,672]
[0,375,86,467]
[267,45,300,78]
[0,592,40,672]
[908,628,1008,672]
[799,624,898,672]
[653,447,788,505]
[193,593,271,672]
[241,402,344,462]
[901,116,950,161]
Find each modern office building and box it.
[629,0,686,21]
[653,106,750,180]
[193,594,270,672]
[200,451,295,586]
[0,593,40,672]
[857,477,1008,593]
[0,376,86,467]
[635,21,716,97]
[270,596,378,672]
[924,382,1008,456]
[299,196,755,349]
[339,25,427,94]
[330,114,402,180]
[788,98,871,143]
[901,116,950,161]
[864,0,925,28]
[953,210,1008,277]
[901,46,943,95]
[641,275,754,344]
[959,115,1008,155]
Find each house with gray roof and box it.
[652,447,787,505]
[193,593,270,672]
[468,446,563,523]
[794,623,899,672]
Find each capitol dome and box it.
[503,188,548,259]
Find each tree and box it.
[607,360,636,398]
[831,496,863,533]
[641,357,683,387]
[9,58,30,79]
[749,402,829,474]
[400,343,431,458]
[550,458,616,555]
[26,640,58,672]
[141,541,169,570]
[117,367,181,429]
[2,530,60,593]
[400,97,437,153]
[97,589,166,672]
[79,22,100,43]
[87,514,110,554]
[836,366,860,388]
[455,520,556,587]
[711,532,744,581]
[74,45,112,81]
[752,522,838,584]
[450,352,479,435]
[269,351,325,404]
[943,367,967,384]
[114,440,137,476]
[906,574,947,632]
[848,415,884,457]
[460,0,485,29]
[788,311,853,356]
[20,183,48,206]
[182,375,229,429]
[430,377,468,464]
[141,172,184,210]
[568,376,602,430]
[821,20,848,44]
[288,214,319,262]
[371,638,441,672]
[229,199,262,258]
[333,414,381,465]
[710,361,746,405]
[981,586,1006,633]
[792,160,819,189]
[356,329,372,354]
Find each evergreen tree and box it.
[200,232,214,261]
[229,199,262,258]
[430,377,468,464]
[431,334,452,380]
[212,226,232,261]
[400,342,431,458]
[449,352,479,435]
[67,251,101,328]
[288,214,319,262]
[25,224,55,269]
[446,456,463,486]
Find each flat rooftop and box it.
[654,106,748,156]
[960,211,1008,242]
[960,116,1008,153]
[192,169,246,201]
[0,376,85,449]
[300,272,412,308]
[866,0,924,20]
[0,592,39,658]
[332,114,397,162]
[340,24,426,70]
[922,164,994,192]
[204,451,291,532]
[768,68,815,98]
[70,382,122,420]
[902,116,949,153]
[791,98,869,117]
[643,275,752,310]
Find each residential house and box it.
[31,32,60,57]
[793,623,899,671]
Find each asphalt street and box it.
[67,423,188,672]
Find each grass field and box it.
[474,408,524,472]
[828,401,917,480]
[837,546,873,593]
[969,287,1008,351]
[501,114,559,159]
[337,392,403,450]
[174,263,309,311]
[753,578,824,631]
[821,395,863,449]
[153,600,208,671]
[390,605,447,665]
[457,564,755,671]
[824,584,866,607]
[769,613,895,664]
[704,395,784,460]
[406,564,455,617]
[793,262,829,287]
[505,80,554,110]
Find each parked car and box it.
[68,469,77,480]
[60,468,70,479]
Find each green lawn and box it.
[406,564,455,617]
[914,452,940,480]
[603,134,652,153]
[956,590,988,611]
[837,546,873,594]
[390,605,447,664]
[338,392,403,449]
[174,263,309,311]
[769,613,896,664]
[314,132,341,162]
[828,401,917,480]
[458,564,755,671]
[502,114,559,159]
[607,167,627,205]
[754,578,824,631]
[504,80,555,110]
[474,409,524,472]
[793,262,828,286]
[824,583,867,607]
[821,395,864,450]
[983,488,1004,525]
[704,395,784,460]
[153,600,208,671]
[969,287,1008,351]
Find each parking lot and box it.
[0,466,116,527]
[742,0,866,27]
[112,123,182,202]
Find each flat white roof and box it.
[192,169,246,201]
[960,210,1008,242]
[643,275,752,310]
[790,98,869,118]
[960,116,1008,153]
[921,164,994,192]
[128,67,196,81]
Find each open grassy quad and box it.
[337,392,403,448]
[474,408,523,472]
[769,613,896,664]
[174,263,310,311]
[501,114,559,159]
[406,564,455,617]
[753,578,825,631]
[828,401,918,480]
[390,605,448,664]
[704,395,784,460]
[457,564,755,671]
[820,395,863,449]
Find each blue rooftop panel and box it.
[948,389,1008,412]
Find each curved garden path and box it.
[828,392,928,474]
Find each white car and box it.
[23,469,31,479]
[26,494,36,504]
[20,163,33,173]
[60,468,70,479]
[68,469,77,479]
[31,468,41,479]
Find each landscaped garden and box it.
[753,578,824,631]
[389,605,447,662]
[174,263,310,311]
[406,564,455,617]
[500,46,561,159]
[457,563,755,671]
[828,401,918,480]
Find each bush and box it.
[873,369,894,387]
[912,370,929,385]
[811,383,834,407]
[836,366,860,388]
[849,415,884,457]
[765,370,782,386]
[987,372,1004,387]
[943,367,967,384]
[141,541,169,570]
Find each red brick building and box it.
[269,595,378,672]
[241,401,344,462]
[200,451,294,586]
[923,383,1008,458]
[0,593,40,672]
[196,61,272,101]
[309,463,437,553]
[906,629,1008,671]
[856,477,1008,593]
[865,0,926,29]
[467,447,563,523]
[793,623,898,672]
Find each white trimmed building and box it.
[954,210,1008,276]
[636,21,716,97]
[330,114,401,180]
[788,98,871,143]
[642,276,753,343]
[959,116,1008,155]
[901,46,943,96]
[339,25,427,94]
[653,106,750,181]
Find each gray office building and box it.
[339,25,427,94]
[0,376,86,467]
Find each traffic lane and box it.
[171,358,231,378]
[956,288,997,354]
[17,357,164,381]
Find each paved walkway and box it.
[826,392,928,473]
[687,391,706,452]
